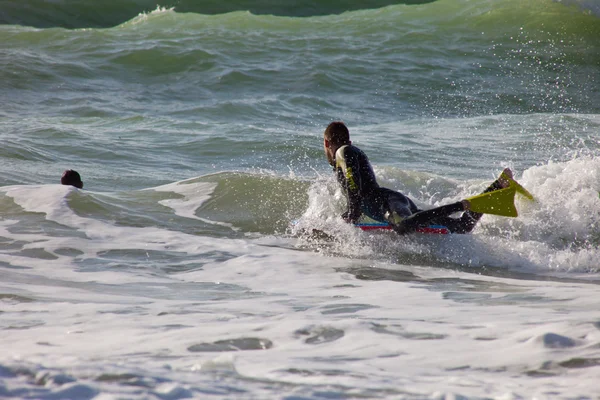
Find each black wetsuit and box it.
[334,144,502,234]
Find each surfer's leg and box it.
[381,188,470,235]
[435,168,514,234]
[389,169,514,235]
[431,213,478,234]
[390,202,466,235]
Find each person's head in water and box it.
[61,169,83,189]
[323,121,351,166]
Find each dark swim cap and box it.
[61,169,83,189]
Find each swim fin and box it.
[501,171,535,201]
[466,173,536,217]
[466,186,519,217]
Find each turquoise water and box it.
[1,1,600,398]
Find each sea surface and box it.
[1,0,600,399]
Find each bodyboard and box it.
[355,221,451,234]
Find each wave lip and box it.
[0,0,435,28]
[2,0,600,29]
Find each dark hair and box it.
[61,169,83,189]
[324,121,350,146]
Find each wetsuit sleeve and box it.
[335,147,362,223]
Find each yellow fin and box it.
[466,187,518,217]
[502,172,535,201]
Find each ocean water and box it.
[1,0,600,398]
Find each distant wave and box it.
[3,0,599,30]
[0,0,434,29]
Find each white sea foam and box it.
[1,190,599,399]
[2,151,599,399]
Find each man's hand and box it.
[341,211,351,223]
[341,211,358,224]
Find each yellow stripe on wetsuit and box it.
[345,167,357,190]
[335,146,358,191]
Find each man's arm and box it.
[335,147,363,223]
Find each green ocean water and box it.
[1,0,598,190]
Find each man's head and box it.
[61,169,83,189]
[323,121,351,166]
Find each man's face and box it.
[324,138,335,166]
